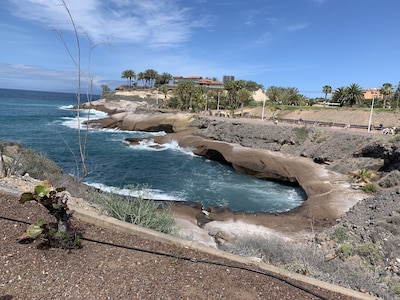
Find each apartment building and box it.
[363,88,384,100]
[171,76,225,88]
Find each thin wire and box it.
[1,215,327,300]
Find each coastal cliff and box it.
[85,99,397,191]
[83,100,400,233]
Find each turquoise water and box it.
[0,88,306,212]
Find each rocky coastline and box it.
[2,98,399,298]
[81,99,400,246]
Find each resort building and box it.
[363,88,383,100]
[171,76,225,88]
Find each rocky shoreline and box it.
[79,99,400,247]
[2,99,399,298]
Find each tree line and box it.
[322,82,400,108]
[121,69,172,88]
[103,69,400,112]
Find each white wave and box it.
[86,182,185,201]
[129,138,196,156]
[59,104,74,109]
[60,109,107,129]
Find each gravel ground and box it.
[0,191,361,300]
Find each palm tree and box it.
[245,80,260,92]
[121,70,135,87]
[137,72,145,88]
[345,83,364,107]
[176,82,195,110]
[283,87,306,106]
[379,82,393,108]
[191,86,206,112]
[332,87,347,106]
[237,88,251,116]
[158,72,173,85]
[143,69,158,87]
[230,80,246,115]
[224,80,236,107]
[395,82,400,108]
[322,85,332,100]
[266,86,284,104]
[101,84,111,98]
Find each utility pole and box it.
[368,92,375,133]
[217,92,220,112]
[261,90,266,121]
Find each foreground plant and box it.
[93,186,175,234]
[19,180,81,249]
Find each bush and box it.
[316,135,328,143]
[333,226,348,243]
[292,126,309,142]
[20,149,61,178]
[337,243,353,260]
[93,186,175,234]
[221,234,391,298]
[362,183,377,194]
[355,169,373,183]
[357,242,381,263]
[1,144,62,180]
[389,282,400,297]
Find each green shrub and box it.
[389,282,400,297]
[19,148,62,179]
[316,135,328,143]
[292,126,308,142]
[362,183,377,194]
[357,242,380,263]
[388,135,400,143]
[337,243,353,260]
[356,169,373,182]
[93,186,175,234]
[333,226,348,243]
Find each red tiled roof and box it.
[198,79,224,85]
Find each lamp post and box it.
[156,89,158,107]
[217,92,220,112]
[368,93,375,133]
[261,90,266,121]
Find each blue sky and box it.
[0,0,399,97]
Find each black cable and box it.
[1,215,327,299]
[0,215,31,225]
[81,236,327,300]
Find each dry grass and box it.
[221,234,393,299]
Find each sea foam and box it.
[128,138,196,156]
[86,182,185,201]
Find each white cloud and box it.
[0,63,104,91]
[247,33,272,48]
[285,23,308,32]
[0,63,73,80]
[6,0,207,48]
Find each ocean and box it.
[0,88,306,213]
